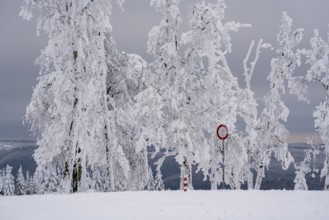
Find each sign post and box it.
[183,175,188,192]
[216,124,228,189]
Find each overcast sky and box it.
[1,0,329,141]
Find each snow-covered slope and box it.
[1,191,328,220]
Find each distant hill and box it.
[0,140,326,190]
[0,139,37,177]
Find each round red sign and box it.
[216,124,228,140]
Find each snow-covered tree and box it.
[239,39,272,189]
[2,165,15,196]
[43,166,60,193]
[20,0,150,193]
[181,0,250,190]
[16,165,27,195]
[32,168,46,194]
[25,171,34,195]
[294,138,320,190]
[304,28,329,190]
[0,169,4,195]
[90,164,104,191]
[148,0,198,190]
[253,12,307,190]
[104,51,155,191]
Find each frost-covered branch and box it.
[243,39,272,89]
[304,27,329,190]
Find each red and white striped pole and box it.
[183,175,188,192]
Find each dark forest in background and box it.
[1,140,325,191]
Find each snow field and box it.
[1,190,329,220]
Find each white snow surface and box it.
[1,190,328,220]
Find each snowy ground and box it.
[1,190,329,220]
